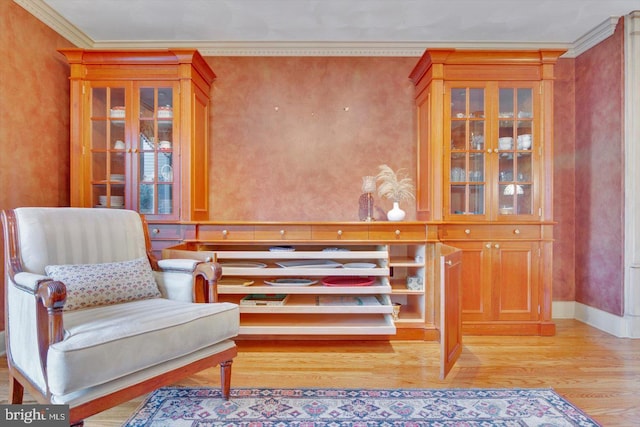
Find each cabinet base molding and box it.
[462,321,555,336]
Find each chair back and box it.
[12,207,148,275]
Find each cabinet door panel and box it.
[445,241,492,322]
[494,241,539,321]
[440,246,462,379]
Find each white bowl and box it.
[498,137,513,150]
[517,134,532,149]
[99,195,124,206]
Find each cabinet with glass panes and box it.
[60,49,214,224]
[409,49,564,336]
[446,83,539,221]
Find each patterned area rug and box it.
[123,387,601,426]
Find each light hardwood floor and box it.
[2,319,639,426]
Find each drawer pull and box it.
[280,229,285,236]
[514,228,521,235]
[152,228,160,234]
[222,229,228,237]
[445,260,453,266]
[395,229,401,236]
[485,243,491,249]
[464,229,471,235]
[337,229,343,236]
[494,244,500,249]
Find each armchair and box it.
[1,207,239,425]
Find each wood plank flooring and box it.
[2,319,639,426]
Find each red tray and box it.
[322,276,375,287]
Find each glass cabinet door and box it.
[497,87,534,217]
[87,83,177,218]
[89,85,127,209]
[137,85,176,217]
[447,86,486,217]
[446,83,538,221]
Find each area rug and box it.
[123,387,601,426]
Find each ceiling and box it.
[16,0,640,56]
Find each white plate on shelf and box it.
[264,278,317,286]
[269,246,295,252]
[275,260,342,268]
[220,262,267,269]
[343,262,377,269]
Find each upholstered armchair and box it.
[2,207,239,425]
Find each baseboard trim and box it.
[553,301,640,338]
[0,331,5,356]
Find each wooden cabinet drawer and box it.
[368,224,426,241]
[312,225,369,240]
[490,225,540,239]
[439,224,540,240]
[147,224,195,240]
[197,225,254,241]
[254,225,311,241]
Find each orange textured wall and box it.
[574,18,625,316]
[0,1,73,331]
[205,56,418,221]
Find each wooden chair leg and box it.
[220,360,233,400]
[9,375,24,404]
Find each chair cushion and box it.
[45,257,161,311]
[46,298,239,396]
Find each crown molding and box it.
[15,0,619,58]
[14,0,92,48]
[567,16,621,57]
[90,40,572,57]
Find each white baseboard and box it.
[553,301,640,338]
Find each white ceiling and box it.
[16,0,640,56]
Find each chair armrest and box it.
[154,260,222,303]
[13,272,50,293]
[157,258,202,273]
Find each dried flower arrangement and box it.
[375,164,415,202]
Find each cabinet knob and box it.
[494,244,500,249]
[222,229,228,237]
[337,229,343,236]
[514,228,521,235]
[487,148,493,154]
[464,229,471,235]
[152,228,160,234]
[485,243,491,249]
[445,260,453,266]
[280,229,286,236]
[395,229,401,236]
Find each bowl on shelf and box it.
[157,105,173,118]
[498,137,513,150]
[110,106,125,118]
[517,134,532,149]
[98,195,124,206]
[499,207,514,215]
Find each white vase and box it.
[387,202,405,221]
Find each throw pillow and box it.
[45,256,161,311]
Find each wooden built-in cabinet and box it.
[60,49,214,225]
[163,222,460,345]
[164,221,462,377]
[410,49,563,335]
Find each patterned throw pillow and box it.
[45,257,161,311]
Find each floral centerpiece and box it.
[375,164,415,221]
